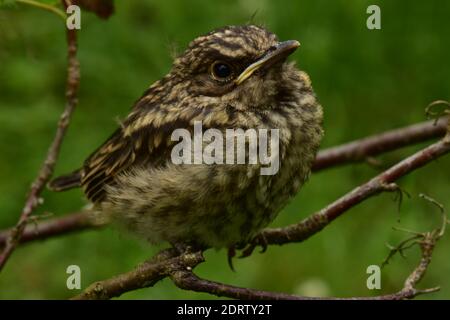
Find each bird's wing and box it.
[81,127,135,203]
[49,79,211,203]
[48,169,82,192]
[81,114,180,203]
[79,96,212,203]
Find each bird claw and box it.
[239,234,268,258]
[225,234,268,270]
[227,246,236,272]
[239,243,257,258]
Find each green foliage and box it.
[0,0,16,8]
[0,0,449,299]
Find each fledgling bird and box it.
[49,25,323,254]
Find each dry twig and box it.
[0,0,79,272]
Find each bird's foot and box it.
[239,233,268,258]
[226,234,268,271]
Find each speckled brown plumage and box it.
[49,25,324,249]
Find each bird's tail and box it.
[47,170,82,192]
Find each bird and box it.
[49,25,323,257]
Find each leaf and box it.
[74,0,114,19]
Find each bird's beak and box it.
[235,40,300,85]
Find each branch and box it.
[0,212,99,248]
[250,137,450,249]
[0,3,79,272]
[75,212,444,300]
[15,0,66,20]
[313,116,448,171]
[170,269,313,300]
[71,248,204,300]
[170,266,438,300]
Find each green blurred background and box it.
[0,0,449,299]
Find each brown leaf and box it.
[74,0,114,19]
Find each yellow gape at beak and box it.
[235,40,300,85]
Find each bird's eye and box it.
[211,61,233,81]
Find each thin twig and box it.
[382,235,422,268]
[0,4,78,272]
[15,0,66,20]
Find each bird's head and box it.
[171,25,301,110]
